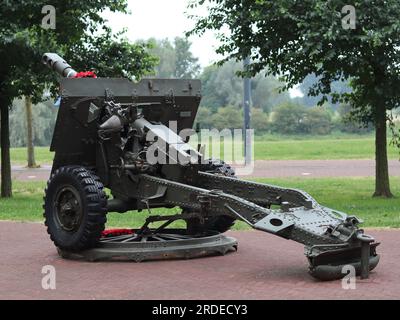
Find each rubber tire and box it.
[43,166,107,252]
[199,158,236,177]
[186,159,236,234]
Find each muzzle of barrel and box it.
[42,53,77,78]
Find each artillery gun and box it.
[42,53,379,280]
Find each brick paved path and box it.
[0,221,398,300]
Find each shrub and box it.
[211,106,243,130]
[270,102,308,134]
[195,107,214,129]
[303,107,332,135]
[251,107,270,133]
[337,104,373,133]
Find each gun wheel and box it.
[58,229,238,262]
[43,166,107,252]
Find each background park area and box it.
[1,0,400,301]
[1,33,400,230]
[2,132,400,230]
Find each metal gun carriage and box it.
[42,53,379,280]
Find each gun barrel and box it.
[42,53,77,78]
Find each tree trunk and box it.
[25,96,37,168]
[373,109,393,198]
[1,104,12,197]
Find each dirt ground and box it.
[0,221,398,300]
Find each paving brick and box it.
[0,221,398,300]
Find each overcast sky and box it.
[102,0,302,97]
[102,0,221,68]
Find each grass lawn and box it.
[1,177,399,229]
[8,134,398,165]
[10,147,54,165]
[214,134,398,161]
[253,137,398,160]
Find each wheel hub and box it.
[54,187,83,232]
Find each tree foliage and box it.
[271,103,308,135]
[303,106,333,135]
[337,103,373,134]
[189,0,400,197]
[190,0,400,114]
[0,0,158,196]
[211,106,244,130]
[9,99,57,147]
[149,37,200,78]
[68,32,157,81]
[298,74,351,109]
[0,0,157,107]
[1,1,140,102]
[271,103,333,135]
[200,60,290,112]
[251,108,270,132]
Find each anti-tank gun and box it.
[42,53,380,280]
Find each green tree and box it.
[303,107,333,135]
[202,61,243,110]
[337,104,373,134]
[271,102,308,135]
[211,106,243,130]
[190,0,400,197]
[9,99,59,148]
[199,65,223,112]
[252,73,290,113]
[200,60,289,113]
[174,37,201,78]
[298,74,351,109]
[251,108,270,133]
[148,38,175,78]
[196,105,269,134]
[0,1,156,197]
[149,37,200,78]
[25,96,38,168]
[194,107,214,129]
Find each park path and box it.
[8,159,400,181]
[0,221,398,300]
[239,159,400,178]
